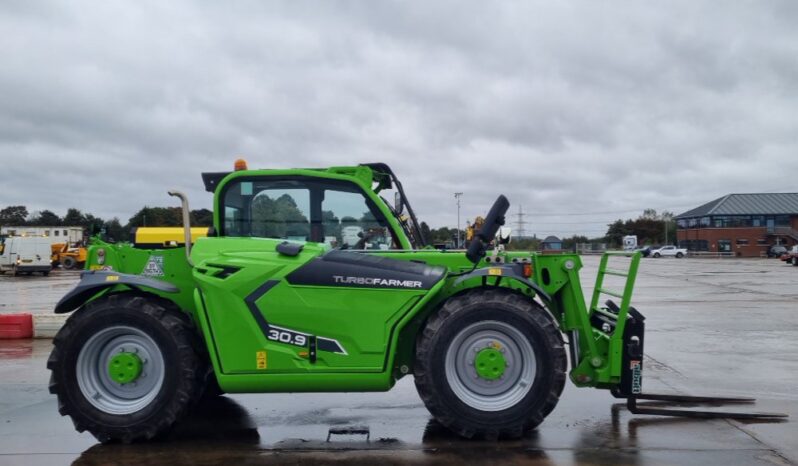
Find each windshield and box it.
[221,177,401,249]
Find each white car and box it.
[651,245,687,258]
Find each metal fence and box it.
[577,243,607,255]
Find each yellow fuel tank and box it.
[132,227,210,249]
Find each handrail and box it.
[591,251,641,378]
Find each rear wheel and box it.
[675,252,684,258]
[414,289,566,439]
[47,293,202,443]
[792,257,798,266]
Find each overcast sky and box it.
[1,1,797,238]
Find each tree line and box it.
[2,203,676,249]
[419,208,676,250]
[0,205,212,242]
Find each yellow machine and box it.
[51,243,88,270]
[465,216,485,242]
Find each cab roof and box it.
[201,163,395,193]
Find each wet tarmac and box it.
[0,256,796,465]
[0,268,80,315]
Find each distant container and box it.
[0,226,84,245]
[0,313,33,339]
[623,235,638,251]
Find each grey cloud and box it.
[1,1,797,238]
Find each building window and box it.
[700,217,710,227]
[757,238,768,245]
[718,239,732,252]
[736,238,749,245]
[775,215,790,227]
[63,230,68,236]
[711,216,760,228]
[680,240,709,251]
[55,230,60,236]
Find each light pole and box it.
[454,192,463,248]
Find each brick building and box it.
[675,193,798,257]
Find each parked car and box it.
[651,245,687,258]
[635,245,652,257]
[768,245,788,258]
[782,246,798,266]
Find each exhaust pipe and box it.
[168,190,194,267]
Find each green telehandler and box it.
[47,161,785,443]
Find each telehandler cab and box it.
[48,161,785,443]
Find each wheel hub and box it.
[445,320,537,412]
[474,346,506,380]
[108,352,143,384]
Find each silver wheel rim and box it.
[76,325,165,415]
[444,320,537,412]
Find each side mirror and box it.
[394,192,405,215]
[497,226,512,245]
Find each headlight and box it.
[97,248,106,265]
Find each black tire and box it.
[653,253,661,258]
[42,270,50,276]
[414,289,566,439]
[792,257,798,266]
[675,252,684,258]
[62,256,77,270]
[47,292,203,443]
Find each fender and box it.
[54,271,180,314]
[453,263,551,303]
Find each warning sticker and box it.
[256,351,267,370]
[142,255,165,277]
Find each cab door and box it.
[194,175,434,375]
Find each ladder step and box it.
[597,288,624,299]
[603,268,628,277]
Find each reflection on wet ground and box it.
[1,257,796,465]
[64,393,790,466]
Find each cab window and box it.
[322,189,394,250]
[222,178,399,249]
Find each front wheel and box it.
[414,289,566,439]
[792,257,798,266]
[62,256,77,270]
[653,253,661,258]
[47,293,202,443]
